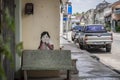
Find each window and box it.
[114,8,120,14]
[73,26,83,31]
[85,25,107,33]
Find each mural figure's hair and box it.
[40,31,50,39]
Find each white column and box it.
[66,14,69,39]
[113,20,116,32]
[60,13,63,36]
[15,0,22,72]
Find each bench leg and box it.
[66,70,70,80]
[72,59,78,74]
[24,70,27,80]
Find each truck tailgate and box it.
[85,33,113,44]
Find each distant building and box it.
[104,4,112,31]
[80,0,120,32]
[94,0,110,24]
[85,9,95,24]
[111,1,120,32]
[80,12,86,25]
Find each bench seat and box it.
[21,50,74,80]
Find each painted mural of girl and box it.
[38,31,54,50]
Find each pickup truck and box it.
[78,24,113,52]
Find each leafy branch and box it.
[0,8,23,80]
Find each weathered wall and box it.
[112,5,120,20]
[22,0,60,49]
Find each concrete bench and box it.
[21,50,74,80]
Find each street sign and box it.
[63,15,68,21]
[63,17,68,21]
[68,5,72,14]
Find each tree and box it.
[73,12,81,16]
[0,8,23,80]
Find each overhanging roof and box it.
[61,0,68,4]
[111,1,120,8]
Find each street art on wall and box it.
[38,31,54,50]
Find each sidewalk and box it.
[113,32,120,41]
[60,36,120,80]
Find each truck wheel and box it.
[79,43,84,50]
[74,39,79,43]
[106,44,111,52]
[72,37,74,41]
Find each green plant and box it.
[0,8,23,80]
[16,42,23,56]
[105,23,111,31]
[115,25,120,32]
[0,35,12,80]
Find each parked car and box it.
[78,24,113,52]
[71,25,83,43]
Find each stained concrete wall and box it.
[22,0,60,50]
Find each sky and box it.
[69,0,119,13]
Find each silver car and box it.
[71,25,83,43]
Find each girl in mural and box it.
[38,31,54,50]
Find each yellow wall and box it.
[22,0,60,49]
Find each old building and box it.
[94,0,110,24]
[85,9,95,24]
[80,12,87,25]
[111,1,120,32]
[80,9,95,25]
[104,4,111,31]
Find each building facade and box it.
[85,9,95,24]
[111,1,120,32]
[16,0,68,78]
[95,0,110,25]
[104,4,111,31]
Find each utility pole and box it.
[66,1,72,40]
